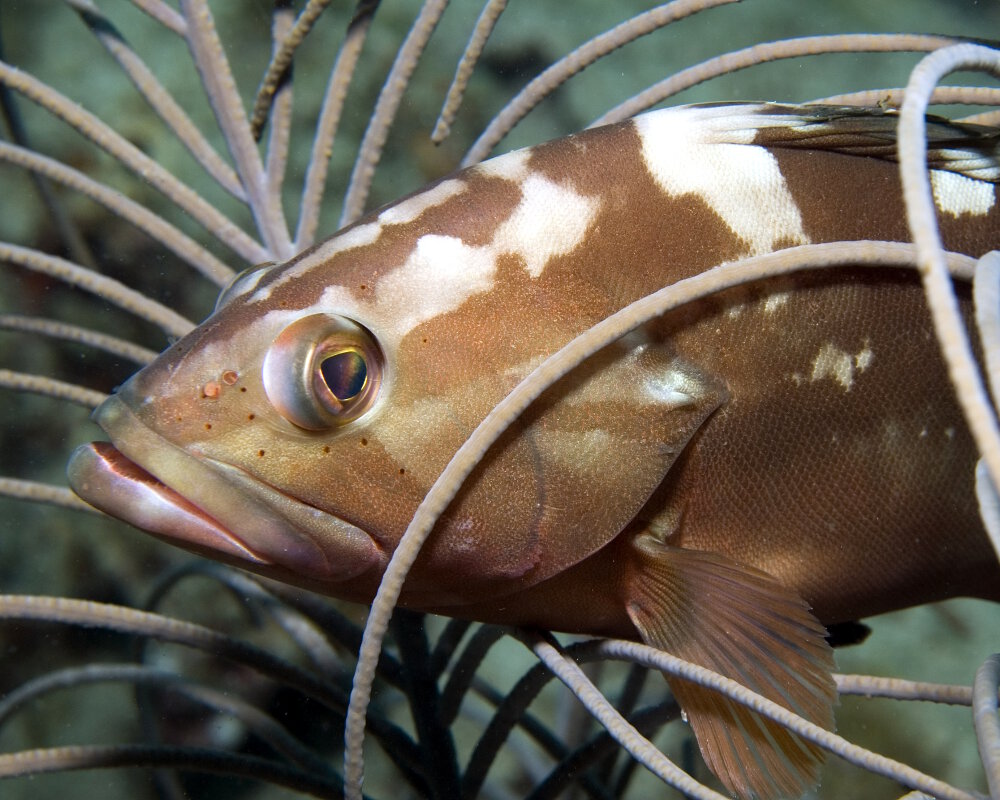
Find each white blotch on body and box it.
[809,341,874,391]
[763,292,789,314]
[634,106,810,255]
[475,147,532,182]
[378,179,467,225]
[493,174,600,277]
[644,367,700,408]
[854,344,873,372]
[930,170,995,217]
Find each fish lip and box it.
[68,394,380,584]
[67,441,269,566]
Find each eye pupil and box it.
[320,350,367,402]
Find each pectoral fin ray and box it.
[624,534,836,800]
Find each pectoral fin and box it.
[624,533,836,800]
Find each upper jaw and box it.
[67,393,381,584]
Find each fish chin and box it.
[67,394,381,584]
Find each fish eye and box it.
[215,262,275,311]
[262,314,384,430]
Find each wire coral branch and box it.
[897,43,1000,511]
[178,0,294,260]
[143,564,346,675]
[0,35,96,271]
[591,638,982,800]
[0,369,107,409]
[67,0,246,201]
[0,60,268,265]
[0,595,345,706]
[459,648,626,800]
[973,654,1000,799]
[0,744,346,798]
[431,0,508,143]
[263,5,296,228]
[250,0,337,141]
[127,0,188,36]
[0,478,100,513]
[592,33,960,127]
[340,0,450,226]
[0,242,195,338]
[460,0,740,167]
[525,632,729,800]
[811,86,1000,109]
[0,314,157,365]
[0,662,335,777]
[296,0,379,248]
[834,674,974,705]
[0,141,234,286]
[0,594,425,786]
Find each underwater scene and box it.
[1,1,999,798]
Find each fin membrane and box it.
[624,534,836,800]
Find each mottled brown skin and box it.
[418,128,1000,632]
[74,108,1000,644]
[69,105,1000,800]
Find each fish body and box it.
[68,104,1000,799]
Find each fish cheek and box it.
[402,332,729,608]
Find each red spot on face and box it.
[203,381,220,399]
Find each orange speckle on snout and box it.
[203,381,221,399]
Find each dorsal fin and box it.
[685,102,1000,183]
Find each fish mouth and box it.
[67,394,380,584]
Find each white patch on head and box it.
[375,234,498,337]
[493,174,599,276]
[475,147,532,182]
[250,222,384,303]
[250,180,469,305]
[375,394,463,485]
[809,341,873,391]
[634,106,809,255]
[317,284,359,310]
[321,221,384,255]
[378,179,466,226]
[930,170,995,217]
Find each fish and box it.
[66,103,1000,800]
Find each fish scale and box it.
[67,103,1000,800]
